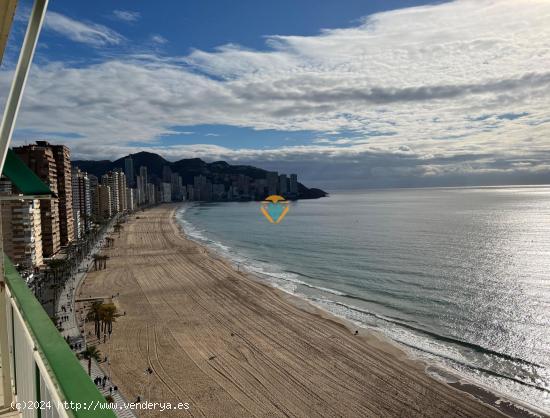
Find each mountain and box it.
[73,151,327,199]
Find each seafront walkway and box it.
[52,215,137,418]
[80,358,137,418]
[55,216,119,348]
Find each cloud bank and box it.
[2,0,550,187]
[44,11,124,47]
[113,10,141,23]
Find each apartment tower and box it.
[47,142,74,246]
[14,143,60,257]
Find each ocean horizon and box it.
[176,186,550,414]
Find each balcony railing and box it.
[2,255,115,418]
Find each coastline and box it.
[175,204,547,418]
[76,204,534,417]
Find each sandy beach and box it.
[76,204,509,418]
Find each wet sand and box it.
[77,204,509,417]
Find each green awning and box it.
[1,148,54,197]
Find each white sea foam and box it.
[174,203,549,414]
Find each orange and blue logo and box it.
[260,195,289,224]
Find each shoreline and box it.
[175,204,547,418]
[76,204,533,417]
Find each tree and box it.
[87,301,103,340]
[92,254,100,271]
[101,255,109,270]
[99,303,117,338]
[113,223,123,236]
[82,345,101,376]
[47,259,67,311]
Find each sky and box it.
[1,0,550,189]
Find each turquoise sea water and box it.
[176,187,550,413]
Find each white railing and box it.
[4,287,68,418]
[1,256,116,418]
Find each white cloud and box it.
[151,34,168,45]
[45,11,124,47]
[3,0,550,186]
[113,10,141,23]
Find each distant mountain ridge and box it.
[73,151,327,199]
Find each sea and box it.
[175,187,550,414]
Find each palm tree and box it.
[101,255,109,270]
[87,301,103,340]
[47,259,66,310]
[113,223,122,236]
[99,303,117,337]
[82,345,101,376]
[92,254,100,271]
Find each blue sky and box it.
[34,0,436,58]
[14,0,435,151]
[2,0,550,188]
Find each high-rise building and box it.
[254,179,267,200]
[193,175,212,201]
[181,185,187,201]
[237,174,250,198]
[72,167,92,239]
[139,166,148,203]
[135,175,144,205]
[88,174,98,188]
[146,183,156,205]
[186,185,194,201]
[139,166,148,186]
[115,169,127,211]
[279,174,288,195]
[14,143,60,257]
[72,199,81,240]
[124,156,135,187]
[48,142,74,246]
[289,174,298,196]
[161,183,172,203]
[266,171,278,196]
[72,168,82,238]
[212,184,225,200]
[92,184,112,221]
[0,179,43,269]
[170,172,183,201]
[101,171,120,214]
[162,165,172,183]
[126,188,135,211]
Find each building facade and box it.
[48,142,74,246]
[93,184,112,221]
[72,167,92,239]
[14,143,61,257]
[101,171,120,214]
[161,182,172,203]
[267,171,278,195]
[279,174,288,196]
[124,156,135,187]
[289,174,298,197]
[0,180,43,269]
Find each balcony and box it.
[1,255,115,418]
